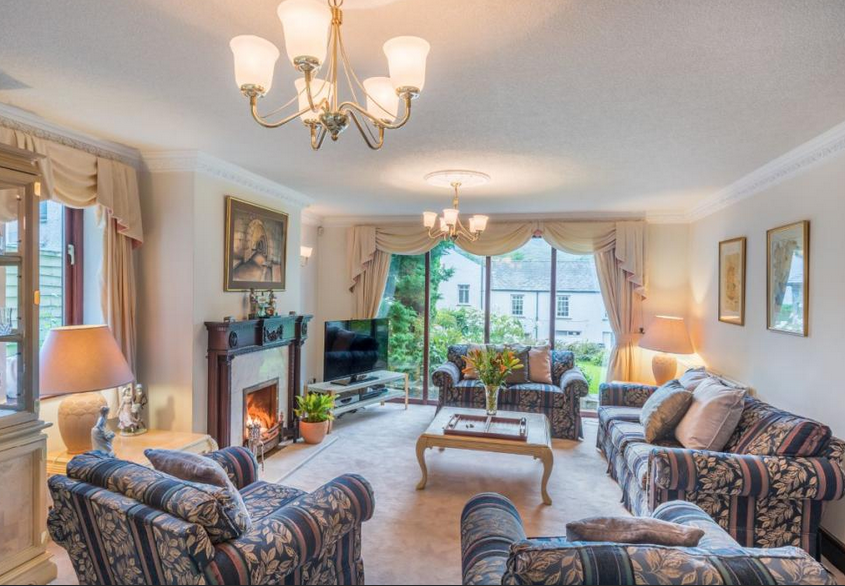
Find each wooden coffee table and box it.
[415,407,554,505]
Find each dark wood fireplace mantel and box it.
[205,314,312,448]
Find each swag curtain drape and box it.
[348,220,646,381]
[0,126,143,371]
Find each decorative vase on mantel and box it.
[485,384,500,416]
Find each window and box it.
[556,330,582,337]
[457,284,470,305]
[556,294,570,318]
[510,294,524,316]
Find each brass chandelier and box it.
[423,170,490,242]
[229,0,430,150]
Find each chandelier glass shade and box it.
[423,170,490,243]
[230,0,430,150]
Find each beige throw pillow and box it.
[675,378,747,451]
[566,516,704,547]
[528,345,553,384]
[640,380,693,442]
[145,449,251,528]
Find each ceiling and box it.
[1,0,844,218]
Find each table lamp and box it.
[40,325,135,454]
[638,316,695,385]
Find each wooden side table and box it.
[46,430,218,476]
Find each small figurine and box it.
[118,384,148,436]
[267,291,277,317]
[91,405,116,457]
[248,288,259,319]
[246,418,266,472]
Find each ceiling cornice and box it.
[142,150,315,209]
[688,118,845,222]
[318,210,649,228]
[301,209,323,226]
[0,102,142,167]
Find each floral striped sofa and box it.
[598,377,845,558]
[432,344,590,440]
[47,447,374,585]
[461,493,837,585]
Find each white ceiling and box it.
[1,0,844,218]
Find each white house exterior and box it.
[436,245,613,347]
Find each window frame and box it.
[556,294,570,319]
[457,283,470,305]
[510,294,524,316]
[63,207,85,325]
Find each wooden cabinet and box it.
[0,144,56,584]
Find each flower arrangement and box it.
[462,347,523,415]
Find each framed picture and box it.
[718,237,746,326]
[224,196,289,291]
[767,220,809,336]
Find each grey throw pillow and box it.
[145,448,251,529]
[502,345,530,385]
[640,380,693,442]
[566,516,704,547]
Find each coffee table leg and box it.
[416,437,429,490]
[539,448,553,505]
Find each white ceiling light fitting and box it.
[229,0,430,151]
[423,170,490,242]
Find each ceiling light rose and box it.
[230,0,430,150]
[423,170,490,243]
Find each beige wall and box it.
[688,153,845,541]
[300,222,321,385]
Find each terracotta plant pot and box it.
[300,420,329,444]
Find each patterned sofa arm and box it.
[432,361,462,391]
[211,474,375,583]
[599,382,659,408]
[205,446,261,490]
[461,493,527,586]
[650,447,845,501]
[560,367,590,399]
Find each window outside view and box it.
[378,238,611,407]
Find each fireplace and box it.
[243,379,282,450]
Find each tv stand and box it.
[333,373,379,386]
[307,370,410,417]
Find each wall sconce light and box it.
[300,245,313,266]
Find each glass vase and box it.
[484,384,500,416]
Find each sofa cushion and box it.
[598,406,642,430]
[528,345,553,384]
[622,436,683,490]
[67,451,250,544]
[240,481,305,521]
[725,397,832,457]
[608,420,649,455]
[503,345,531,385]
[566,516,704,547]
[640,380,693,442]
[674,378,746,451]
[678,367,709,391]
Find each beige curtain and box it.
[0,124,143,371]
[540,221,617,255]
[348,227,394,318]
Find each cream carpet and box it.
[48,404,845,584]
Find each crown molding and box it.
[318,210,651,228]
[688,118,845,222]
[0,102,141,167]
[301,209,323,226]
[142,150,314,209]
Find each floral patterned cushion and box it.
[725,397,832,457]
[67,451,250,544]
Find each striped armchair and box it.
[597,377,845,558]
[47,447,375,585]
[432,344,589,440]
[461,493,837,585]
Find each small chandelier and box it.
[423,170,490,242]
[229,0,430,150]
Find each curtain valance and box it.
[0,127,143,245]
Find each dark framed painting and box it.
[767,220,809,336]
[718,237,746,326]
[224,196,288,291]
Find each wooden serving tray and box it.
[443,413,528,442]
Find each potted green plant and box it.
[462,347,523,416]
[295,392,336,444]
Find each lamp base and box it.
[651,353,678,386]
[58,393,108,454]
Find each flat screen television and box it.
[323,318,389,383]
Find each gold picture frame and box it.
[766,220,809,336]
[718,237,746,326]
[224,196,289,292]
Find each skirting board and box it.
[822,528,845,574]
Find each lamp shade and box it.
[363,76,399,122]
[40,325,134,399]
[230,35,280,93]
[383,36,430,91]
[277,0,332,66]
[639,316,694,355]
